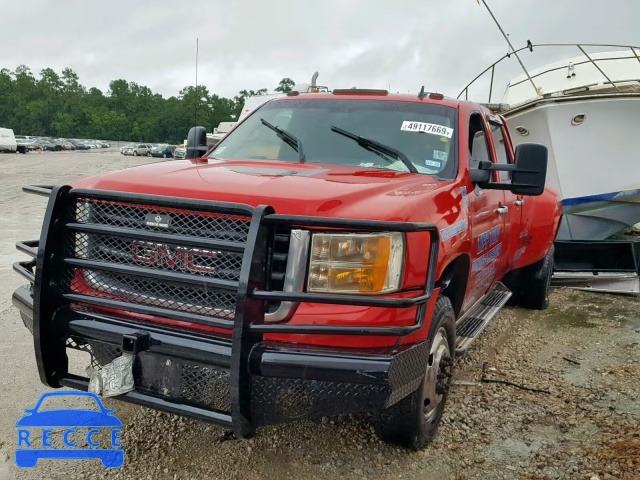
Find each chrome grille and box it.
[66,232,244,280]
[65,197,255,322]
[73,198,251,242]
[65,268,237,319]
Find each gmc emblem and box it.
[132,242,218,273]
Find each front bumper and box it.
[15,288,430,429]
[12,185,440,437]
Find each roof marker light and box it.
[429,92,444,100]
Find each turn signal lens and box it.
[307,233,404,293]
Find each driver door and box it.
[465,113,510,306]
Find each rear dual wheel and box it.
[520,246,554,310]
[376,295,455,450]
[504,246,554,310]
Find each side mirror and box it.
[510,143,548,196]
[469,161,491,184]
[469,143,548,196]
[186,126,208,159]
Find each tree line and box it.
[0,65,296,144]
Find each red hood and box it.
[72,160,454,222]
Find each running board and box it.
[455,282,512,355]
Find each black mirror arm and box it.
[478,161,541,174]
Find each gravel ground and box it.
[0,151,638,479]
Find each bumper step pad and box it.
[455,282,512,355]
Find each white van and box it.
[0,128,17,153]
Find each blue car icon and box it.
[16,392,123,468]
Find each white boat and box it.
[459,43,640,241]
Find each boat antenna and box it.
[479,0,539,96]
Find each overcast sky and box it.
[1,0,638,101]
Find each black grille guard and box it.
[14,184,440,437]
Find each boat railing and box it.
[457,43,640,104]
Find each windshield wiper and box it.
[260,118,306,163]
[330,126,418,174]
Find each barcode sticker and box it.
[400,121,454,138]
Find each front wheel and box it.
[146,151,151,157]
[376,295,455,450]
[133,151,138,156]
[163,153,167,158]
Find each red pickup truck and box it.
[13,90,561,450]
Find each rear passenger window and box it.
[490,123,511,183]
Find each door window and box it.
[468,113,491,170]
[490,123,512,183]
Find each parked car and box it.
[49,139,64,151]
[16,138,38,152]
[37,139,56,151]
[69,139,91,150]
[150,144,174,158]
[173,145,186,159]
[98,141,111,148]
[131,143,153,156]
[120,143,135,155]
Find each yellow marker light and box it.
[307,233,404,294]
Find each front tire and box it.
[520,246,554,310]
[133,151,138,156]
[376,295,455,450]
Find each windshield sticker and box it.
[424,159,443,169]
[401,121,454,138]
[439,137,449,143]
[213,146,227,155]
[358,162,375,168]
[440,219,467,241]
[433,150,448,161]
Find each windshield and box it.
[208,99,458,178]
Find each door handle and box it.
[515,199,524,206]
[496,206,509,215]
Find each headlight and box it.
[307,232,404,294]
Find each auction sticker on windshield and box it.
[400,121,453,138]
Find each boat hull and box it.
[505,96,640,240]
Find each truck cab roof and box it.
[269,91,468,111]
